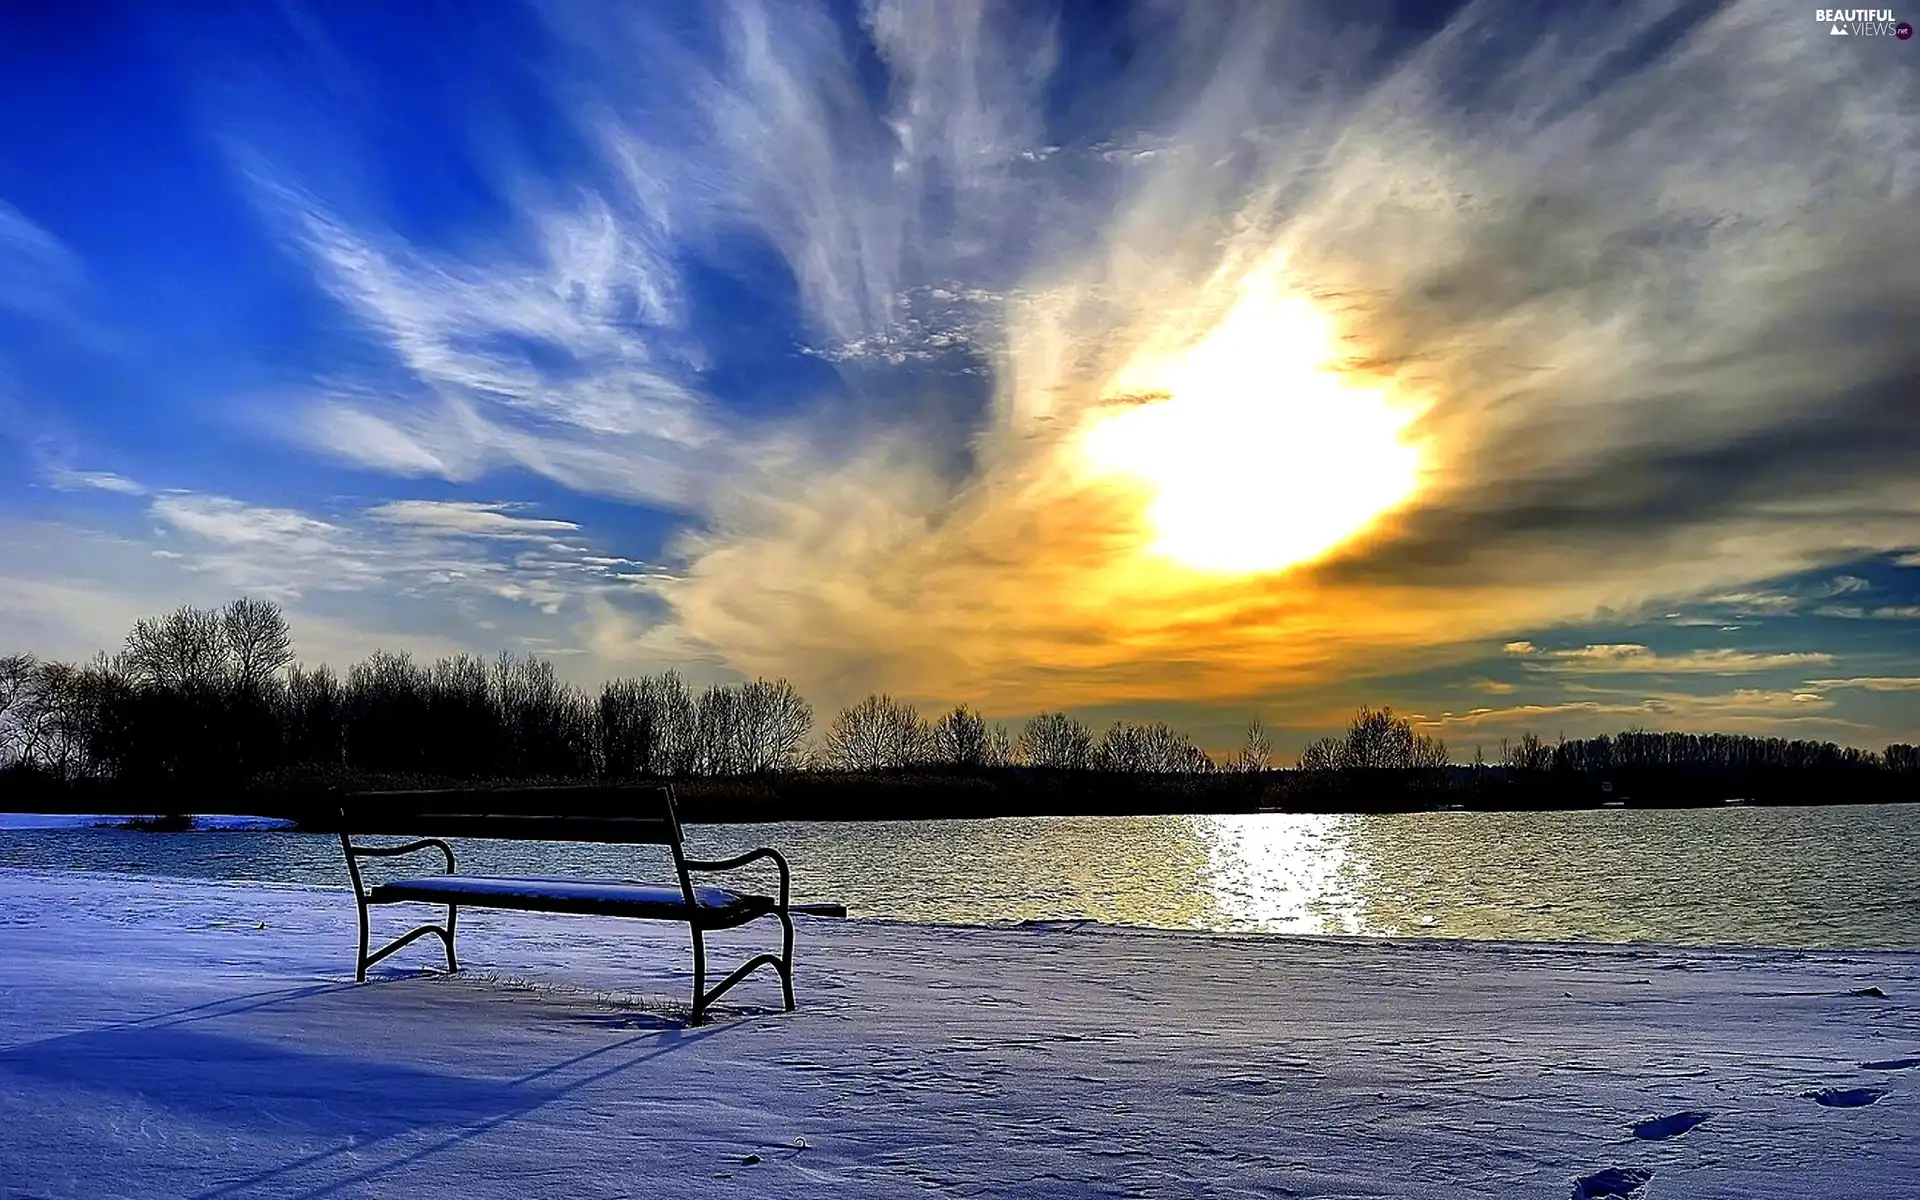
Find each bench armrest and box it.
[683,848,789,909]
[346,837,457,874]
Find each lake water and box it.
[3,804,1915,950]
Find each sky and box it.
[1,0,1916,758]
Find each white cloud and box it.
[148,493,382,599]
[1813,604,1920,620]
[0,201,80,318]
[366,500,581,540]
[1522,644,1835,674]
[251,173,730,509]
[0,494,690,686]
[46,468,146,495]
[300,402,459,476]
[192,2,1920,724]
[1706,590,1803,616]
[1420,688,1847,734]
[136,492,667,624]
[1807,676,1920,692]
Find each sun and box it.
[1076,257,1425,576]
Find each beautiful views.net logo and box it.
[1816,8,1913,36]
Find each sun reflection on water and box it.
[1189,813,1368,935]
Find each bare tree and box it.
[928,705,991,767]
[344,650,430,772]
[650,670,699,776]
[425,654,498,776]
[1092,720,1212,772]
[599,676,654,780]
[1341,705,1413,769]
[1301,707,1449,771]
[118,605,227,689]
[221,598,293,692]
[1409,731,1450,770]
[823,694,928,770]
[694,684,743,775]
[986,721,1015,767]
[1504,731,1553,771]
[1296,736,1342,772]
[1019,712,1093,769]
[283,663,345,768]
[1232,718,1273,773]
[735,678,812,773]
[0,653,40,766]
[491,652,594,778]
[5,657,125,781]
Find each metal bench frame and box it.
[337,785,794,1023]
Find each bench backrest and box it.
[337,784,684,845]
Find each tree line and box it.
[1,599,1913,802]
[0,598,1250,792]
[1485,729,1908,775]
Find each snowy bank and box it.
[0,812,298,831]
[1,871,1916,1198]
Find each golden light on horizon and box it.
[1077,257,1426,576]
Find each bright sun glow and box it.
[1078,258,1425,575]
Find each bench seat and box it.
[367,874,776,927]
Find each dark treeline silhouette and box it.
[0,599,1914,818]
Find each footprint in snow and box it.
[1806,1087,1886,1108]
[1571,1166,1653,1200]
[1858,1057,1920,1071]
[1631,1111,1710,1140]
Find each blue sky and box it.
[2,0,1916,757]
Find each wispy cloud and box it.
[209,1,1919,720]
[630,1,1920,711]
[1519,644,1835,675]
[366,500,581,540]
[251,173,733,509]
[1813,604,1920,620]
[1704,589,1805,617]
[1807,676,1920,693]
[46,467,146,496]
[149,493,384,598]
[1418,689,1847,736]
[0,201,80,318]
[143,491,654,620]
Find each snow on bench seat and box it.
[335,786,797,1015]
[367,874,774,923]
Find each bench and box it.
[335,784,794,1022]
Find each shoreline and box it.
[5,763,1916,826]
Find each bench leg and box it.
[690,927,708,1023]
[688,913,796,1022]
[355,892,371,984]
[443,903,460,973]
[354,903,460,982]
[779,909,795,1012]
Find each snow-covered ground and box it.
[1,870,1916,1199]
[0,813,125,830]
